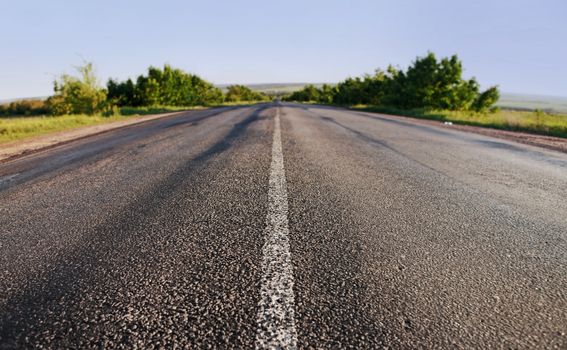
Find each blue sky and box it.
[1,0,566,99]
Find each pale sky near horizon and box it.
[1,0,566,100]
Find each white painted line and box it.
[256,108,298,349]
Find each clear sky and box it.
[1,0,566,99]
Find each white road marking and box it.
[256,108,298,349]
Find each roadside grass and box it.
[0,102,263,145]
[0,114,130,144]
[349,105,567,138]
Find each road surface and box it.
[1,103,566,348]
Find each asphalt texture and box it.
[0,103,566,349]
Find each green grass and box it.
[0,114,133,144]
[0,105,197,144]
[350,105,567,138]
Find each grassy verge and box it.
[0,114,143,144]
[0,102,262,145]
[349,105,567,138]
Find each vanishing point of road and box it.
[1,103,566,348]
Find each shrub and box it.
[472,86,500,112]
[47,62,107,115]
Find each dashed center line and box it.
[256,108,298,349]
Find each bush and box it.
[47,62,107,115]
[472,86,500,112]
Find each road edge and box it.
[289,103,567,154]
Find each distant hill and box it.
[0,96,48,105]
[217,83,326,95]
[496,93,567,113]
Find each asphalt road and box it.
[0,103,566,349]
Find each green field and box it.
[0,114,136,144]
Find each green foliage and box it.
[0,99,49,116]
[225,85,269,102]
[285,52,500,112]
[108,64,224,107]
[47,62,107,115]
[102,105,121,117]
[286,84,324,103]
[472,86,500,112]
[107,78,136,106]
[318,84,337,104]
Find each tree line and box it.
[285,52,500,112]
[2,53,500,116]
[1,63,269,116]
